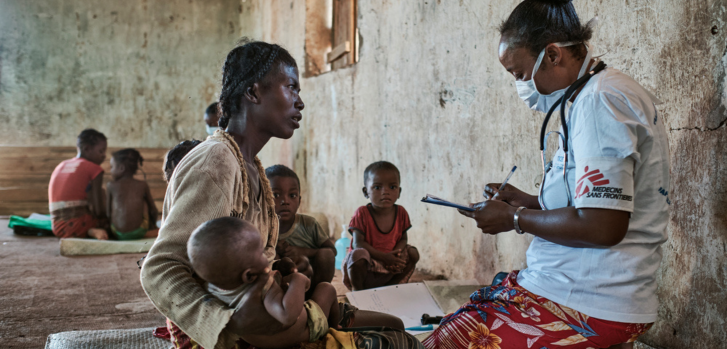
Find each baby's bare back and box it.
[237,279,310,348]
[108,178,148,232]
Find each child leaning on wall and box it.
[266,164,337,295]
[106,149,159,240]
[48,129,110,239]
[342,161,420,291]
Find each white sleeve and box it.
[570,92,640,212]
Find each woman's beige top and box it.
[140,131,279,349]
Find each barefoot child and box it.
[342,161,420,291]
[266,165,336,292]
[48,129,109,239]
[188,217,340,347]
[107,149,159,240]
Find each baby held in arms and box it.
[187,217,341,348]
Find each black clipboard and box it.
[421,194,475,212]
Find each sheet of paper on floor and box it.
[423,279,482,314]
[346,283,445,335]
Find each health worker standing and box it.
[423,1,670,349]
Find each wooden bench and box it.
[0,146,168,217]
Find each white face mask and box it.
[205,125,220,136]
[515,42,592,113]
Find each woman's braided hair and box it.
[218,39,297,129]
[112,148,144,175]
[499,0,592,60]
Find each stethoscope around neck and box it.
[537,60,607,210]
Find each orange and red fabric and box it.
[422,271,652,349]
[48,158,103,238]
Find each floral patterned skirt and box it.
[422,271,652,349]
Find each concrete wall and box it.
[1,0,723,346]
[0,0,241,147]
[248,0,727,347]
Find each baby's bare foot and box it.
[88,228,109,240]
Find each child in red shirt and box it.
[48,129,109,239]
[342,161,419,290]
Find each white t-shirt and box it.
[517,67,671,324]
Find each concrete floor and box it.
[0,219,436,348]
[0,220,164,348]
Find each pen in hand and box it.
[482,166,518,201]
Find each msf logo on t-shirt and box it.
[575,166,610,199]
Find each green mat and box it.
[8,214,54,236]
[60,238,156,256]
[8,214,53,230]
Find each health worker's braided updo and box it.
[499,0,592,60]
[218,39,297,130]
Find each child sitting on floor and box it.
[48,129,109,239]
[265,165,336,293]
[188,217,341,347]
[342,161,419,291]
[106,148,159,240]
[162,139,202,182]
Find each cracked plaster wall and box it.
[0,0,242,147]
[248,0,727,347]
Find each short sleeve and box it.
[571,92,639,212]
[398,206,413,233]
[79,160,104,192]
[85,162,104,182]
[311,220,330,247]
[348,206,369,233]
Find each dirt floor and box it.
[0,219,437,348]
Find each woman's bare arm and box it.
[460,190,629,248]
[88,173,106,219]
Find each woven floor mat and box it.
[45,327,168,349]
[59,238,156,256]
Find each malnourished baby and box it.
[187,217,340,348]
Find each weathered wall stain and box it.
[0,0,241,147]
[248,0,727,347]
[640,1,727,346]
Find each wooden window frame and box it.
[328,0,358,70]
[304,0,359,77]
